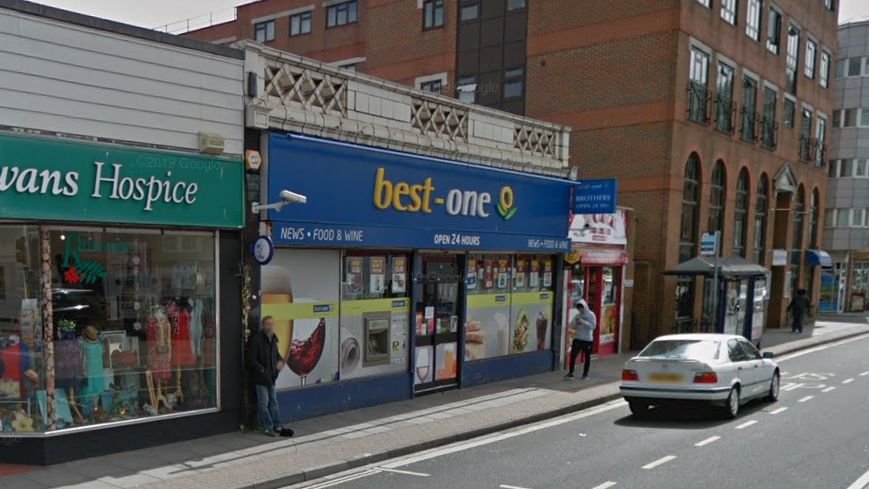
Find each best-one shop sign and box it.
[0,133,244,227]
[267,134,572,252]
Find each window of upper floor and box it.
[696,0,711,8]
[766,7,782,55]
[255,20,276,43]
[327,0,358,28]
[746,0,762,41]
[459,0,480,22]
[721,0,737,25]
[507,0,527,11]
[820,50,831,88]
[290,11,312,36]
[836,57,866,79]
[423,0,445,30]
[829,159,869,179]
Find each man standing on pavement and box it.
[787,289,811,333]
[566,299,596,380]
[248,316,293,437]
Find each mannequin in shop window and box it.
[0,334,37,399]
[166,298,195,405]
[79,325,105,413]
[145,304,171,412]
[55,320,85,422]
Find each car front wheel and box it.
[723,386,740,419]
[629,402,650,418]
[765,371,780,402]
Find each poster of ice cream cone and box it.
[262,250,340,390]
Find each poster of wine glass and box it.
[261,249,340,390]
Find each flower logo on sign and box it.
[496,186,517,220]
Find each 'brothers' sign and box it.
[0,133,243,228]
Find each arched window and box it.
[809,189,820,248]
[753,174,769,264]
[680,154,702,263]
[708,161,726,234]
[733,168,750,258]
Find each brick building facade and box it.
[187,0,838,345]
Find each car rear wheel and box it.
[723,386,740,419]
[629,402,650,418]
[765,371,780,402]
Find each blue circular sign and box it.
[250,235,274,265]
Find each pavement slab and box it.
[1,317,866,489]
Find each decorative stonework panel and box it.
[264,62,348,116]
[410,99,469,142]
[514,124,557,159]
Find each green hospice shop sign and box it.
[0,133,244,228]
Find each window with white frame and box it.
[845,109,858,127]
[857,160,869,178]
[255,20,276,42]
[696,0,711,7]
[848,57,863,77]
[861,108,869,127]
[805,39,817,79]
[842,159,854,177]
[837,209,850,227]
[746,0,761,40]
[824,209,834,227]
[785,24,800,93]
[420,79,443,93]
[815,116,827,166]
[721,0,737,24]
[825,0,835,11]
[766,7,782,54]
[853,209,867,228]
[820,51,830,87]
[457,75,477,103]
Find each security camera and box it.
[280,190,307,204]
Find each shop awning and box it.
[663,256,770,278]
[806,250,833,267]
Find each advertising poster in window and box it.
[391,257,407,294]
[262,250,340,390]
[510,291,554,353]
[543,259,553,288]
[369,257,386,294]
[435,342,458,380]
[339,298,409,380]
[346,257,363,296]
[529,259,540,289]
[467,258,478,290]
[414,346,433,385]
[464,293,511,361]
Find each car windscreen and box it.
[638,340,721,361]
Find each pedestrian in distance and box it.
[565,299,596,380]
[248,316,294,437]
[787,289,811,334]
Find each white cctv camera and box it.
[251,189,307,213]
[280,190,307,204]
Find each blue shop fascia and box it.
[258,132,575,421]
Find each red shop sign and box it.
[580,251,628,265]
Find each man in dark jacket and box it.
[248,316,292,437]
[787,289,811,333]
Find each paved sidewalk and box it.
[2,319,868,489]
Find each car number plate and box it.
[648,373,683,383]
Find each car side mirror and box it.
[762,352,774,359]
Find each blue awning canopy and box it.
[806,250,833,267]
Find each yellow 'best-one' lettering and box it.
[373,167,435,213]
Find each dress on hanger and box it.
[171,305,195,366]
[146,306,172,380]
[56,330,83,390]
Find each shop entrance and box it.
[414,254,463,394]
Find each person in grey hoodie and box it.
[566,299,597,379]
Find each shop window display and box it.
[261,249,411,389]
[465,254,554,361]
[0,226,218,433]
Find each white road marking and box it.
[861,372,869,377]
[798,396,814,403]
[642,455,677,470]
[845,467,869,489]
[591,483,618,489]
[822,386,836,392]
[735,420,757,430]
[776,333,869,362]
[302,470,378,488]
[500,485,532,489]
[843,378,855,384]
[770,407,788,415]
[382,400,627,469]
[695,436,721,447]
[376,468,430,477]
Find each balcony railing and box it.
[799,136,817,163]
[714,95,736,134]
[687,82,711,125]
[740,107,759,142]
[760,117,779,150]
